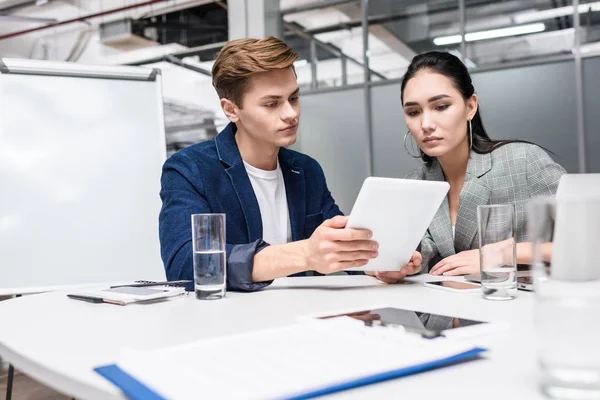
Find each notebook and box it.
[68,285,187,305]
[95,317,485,399]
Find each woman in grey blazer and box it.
[400,51,566,277]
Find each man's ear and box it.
[221,98,240,123]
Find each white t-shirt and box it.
[243,160,292,245]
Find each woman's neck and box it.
[437,139,470,184]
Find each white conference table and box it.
[0,275,545,400]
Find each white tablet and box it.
[345,177,449,272]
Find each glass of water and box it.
[529,197,600,399]
[477,204,517,300]
[191,213,226,300]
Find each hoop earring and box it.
[403,131,422,159]
[468,120,473,150]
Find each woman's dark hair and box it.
[400,51,538,163]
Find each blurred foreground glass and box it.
[529,197,600,399]
[191,214,226,300]
[477,204,517,300]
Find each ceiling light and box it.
[514,3,600,24]
[1,58,156,80]
[577,41,600,54]
[294,59,308,67]
[433,23,546,46]
[434,35,462,46]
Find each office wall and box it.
[471,61,579,173]
[583,56,600,173]
[371,83,422,178]
[299,58,593,210]
[369,61,580,177]
[297,88,369,214]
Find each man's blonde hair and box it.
[212,37,299,107]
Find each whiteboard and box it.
[0,59,167,294]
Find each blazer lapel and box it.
[279,148,306,241]
[429,197,456,258]
[215,123,263,242]
[454,151,492,252]
[424,160,455,258]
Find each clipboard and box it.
[94,317,485,399]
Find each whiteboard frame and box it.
[0,58,167,295]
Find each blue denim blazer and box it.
[159,123,342,291]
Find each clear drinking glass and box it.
[191,213,226,300]
[526,198,555,289]
[477,204,517,300]
[529,197,600,399]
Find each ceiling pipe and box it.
[0,0,37,14]
[0,15,57,23]
[127,54,212,76]
[280,0,356,16]
[0,0,172,41]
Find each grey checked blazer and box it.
[405,142,566,272]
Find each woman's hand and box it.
[429,249,480,276]
[430,239,516,276]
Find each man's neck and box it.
[235,125,279,171]
[437,140,470,184]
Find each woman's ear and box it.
[466,94,478,121]
[221,98,239,123]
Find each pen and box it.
[67,294,104,303]
[109,280,192,289]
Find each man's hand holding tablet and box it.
[302,215,379,274]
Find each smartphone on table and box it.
[424,280,481,294]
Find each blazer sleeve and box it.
[418,230,438,273]
[159,153,272,292]
[405,165,438,273]
[525,146,567,198]
[316,162,343,220]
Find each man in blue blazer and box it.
[159,37,420,291]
